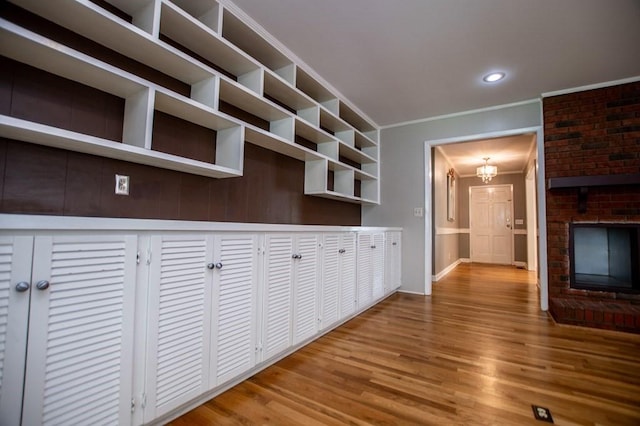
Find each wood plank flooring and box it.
[169,263,640,425]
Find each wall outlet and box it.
[413,207,424,217]
[515,219,524,225]
[115,174,130,195]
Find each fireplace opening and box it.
[569,224,640,293]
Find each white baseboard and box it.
[432,258,462,282]
[397,289,426,295]
[514,261,527,269]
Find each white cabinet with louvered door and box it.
[0,236,34,426]
[323,233,357,327]
[320,234,340,329]
[357,233,373,309]
[143,234,214,422]
[210,234,259,387]
[260,234,294,361]
[371,233,385,300]
[339,233,357,319]
[291,234,320,345]
[18,234,138,426]
[385,231,402,293]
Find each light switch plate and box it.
[515,219,524,225]
[115,174,130,195]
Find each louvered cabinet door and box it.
[385,231,402,293]
[339,233,357,319]
[320,234,340,330]
[144,234,213,422]
[261,234,293,361]
[292,234,320,345]
[0,236,33,426]
[357,233,373,308]
[210,234,259,387]
[22,234,137,426]
[372,233,385,299]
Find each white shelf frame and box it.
[7,0,381,204]
[0,19,245,176]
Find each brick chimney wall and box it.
[543,81,640,333]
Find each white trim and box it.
[513,229,527,235]
[432,258,462,281]
[460,258,471,263]
[424,143,433,295]
[383,99,539,130]
[435,227,468,235]
[542,76,640,98]
[514,261,528,269]
[0,214,401,233]
[425,125,548,311]
[422,126,542,147]
[397,289,426,296]
[535,109,549,311]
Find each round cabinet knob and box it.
[207,263,215,270]
[15,281,30,292]
[36,280,50,290]
[216,262,223,269]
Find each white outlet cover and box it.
[414,207,424,217]
[115,174,130,195]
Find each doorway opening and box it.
[424,126,548,311]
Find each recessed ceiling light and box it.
[482,72,506,83]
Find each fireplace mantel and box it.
[548,173,640,213]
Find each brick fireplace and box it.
[544,80,640,333]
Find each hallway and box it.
[170,263,640,425]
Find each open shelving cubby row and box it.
[4,0,380,204]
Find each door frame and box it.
[469,184,514,265]
[423,126,549,311]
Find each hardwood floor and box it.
[169,263,640,425]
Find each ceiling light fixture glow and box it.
[482,72,506,83]
[477,157,498,183]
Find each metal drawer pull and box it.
[339,249,346,254]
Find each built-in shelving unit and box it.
[3,0,380,204]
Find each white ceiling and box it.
[437,134,536,177]
[229,0,640,127]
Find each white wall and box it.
[362,101,542,294]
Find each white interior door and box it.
[470,185,513,265]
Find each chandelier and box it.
[476,157,497,183]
